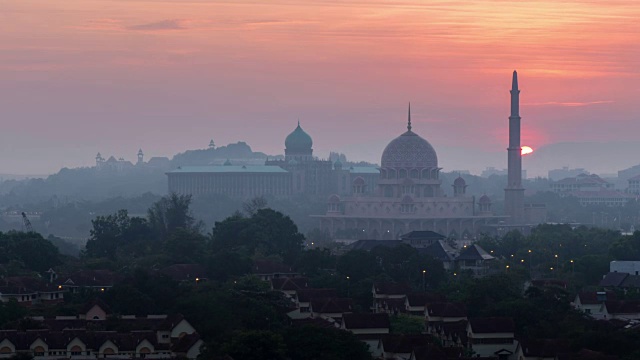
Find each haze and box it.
[1,0,639,176]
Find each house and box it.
[270,277,309,299]
[160,264,206,283]
[252,259,298,281]
[573,291,616,319]
[427,320,468,348]
[0,276,65,306]
[344,240,403,251]
[58,270,118,293]
[425,302,467,324]
[405,293,447,315]
[79,299,112,320]
[372,282,411,314]
[309,298,353,322]
[0,301,203,359]
[341,313,390,355]
[291,288,337,318]
[378,334,435,360]
[400,231,447,248]
[456,244,495,276]
[408,345,449,360]
[602,300,640,321]
[467,317,517,360]
[418,241,457,270]
[514,338,570,360]
[528,279,568,290]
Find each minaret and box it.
[407,102,412,131]
[504,70,525,224]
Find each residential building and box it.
[0,301,203,359]
[466,317,517,360]
[341,313,390,356]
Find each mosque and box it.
[317,71,541,239]
[315,104,503,239]
[167,71,541,236]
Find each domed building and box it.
[284,122,314,162]
[317,106,502,239]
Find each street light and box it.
[570,259,575,274]
[528,250,533,277]
[422,270,426,291]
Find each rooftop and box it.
[167,165,288,174]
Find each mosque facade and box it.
[315,105,504,239]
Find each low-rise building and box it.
[467,317,517,360]
[0,301,203,359]
[341,313,390,356]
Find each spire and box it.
[407,102,412,131]
[510,70,520,118]
[297,119,300,127]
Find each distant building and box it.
[95,149,170,173]
[551,174,632,206]
[166,123,379,199]
[627,174,640,195]
[481,167,507,178]
[317,105,506,239]
[548,167,589,181]
[551,173,614,194]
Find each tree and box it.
[147,193,199,240]
[283,326,372,360]
[211,209,305,264]
[0,231,60,272]
[243,196,268,216]
[336,250,379,281]
[163,228,207,263]
[222,330,286,360]
[84,210,151,259]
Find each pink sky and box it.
[0,0,638,175]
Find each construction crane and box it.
[21,212,33,232]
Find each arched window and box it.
[71,346,82,356]
[399,169,407,178]
[34,346,45,356]
[0,347,12,354]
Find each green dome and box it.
[285,123,313,151]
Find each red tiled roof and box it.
[381,334,435,354]
[296,288,337,303]
[469,317,515,334]
[605,300,640,314]
[271,277,308,291]
[310,298,353,314]
[406,293,447,307]
[373,282,411,296]
[577,291,616,305]
[342,313,390,330]
[426,303,467,318]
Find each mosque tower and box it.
[504,70,525,223]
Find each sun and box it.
[521,146,533,156]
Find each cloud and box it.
[524,100,614,107]
[127,19,187,31]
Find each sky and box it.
[0,0,639,176]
